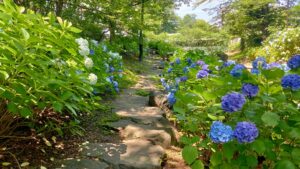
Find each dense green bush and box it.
[0,0,123,136]
[161,50,300,168]
[258,27,300,61]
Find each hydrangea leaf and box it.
[191,160,204,169]
[210,152,222,166]
[251,139,266,154]
[261,112,280,127]
[262,69,284,80]
[182,145,198,165]
[291,149,300,163]
[275,160,296,169]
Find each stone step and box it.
[120,124,172,148]
[80,140,165,169]
[58,159,109,169]
[115,107,165,119]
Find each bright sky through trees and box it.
[175,0,225,22]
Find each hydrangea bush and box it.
[0,1,124,136]
[161,50,300,168]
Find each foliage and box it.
[258,27,300,61]
[0,0,124,136]
[161,49,300,168]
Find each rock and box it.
[121,124,171,148]
[80,140,165,169]
[115,107,165,119]
[59,159,109,169]
[108,119,136,130]
[148,91,157,107]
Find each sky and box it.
[175,0,224,23]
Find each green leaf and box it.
[223,143,235,160]
[7,102,18,113]
[191,160,204,169]
[182,145,198,165]
[261,112,280,127]
[210,152,222,166]
[20,108,32,117]
[53,101,63,112]
[275,160,296,169]
[262,68,284,80]
[21,28,30,40]
[289,128,300,139]
[291,149,300,164]
[69,27,82,33]
[246,156,258,167]
[251,139,266,154]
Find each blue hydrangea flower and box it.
[186,58,192,65]
[190,63,197,68]
[113,81,118,88]
[175,78,181,85]
[209,121,233,143]
[252,57,267,69]
[167,92,176,106]
[287,55,300,69]
[90,49,95,55]
[221,92,246,112]
[180,76,188,82]
[223,60,236,67]
[167,68,173,73]
[109,66,115,73]
[197,60,205,66]
[233,122,259,143]
[230,64,246,77]
[183,66,189,73]
[251,68,260,75]
[242,83,259,98]
[196,70,209,79]
[266,62,281,69]
[281,74,300,91]
[175,58,180,64]
[170,62,174,66]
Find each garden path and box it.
[58,56,187,169]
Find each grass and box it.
[135,89,150,97]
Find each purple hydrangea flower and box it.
[167,92,176,106]
[196,70,209,79]
[209,121,233,143]
[197,60,205,66]
[167,67,173,73]
[251,68,260,75]
[180,76,188,82]
[252,57,267,69]
[281,74,300,91]
[221,92,246,112]
[287,54,300,69]
[242,83,259,98]
[175,58,180,64]
[266,62,281,69]
[230,64,246,77]
[202,64,209,71]
[233,122,259,143]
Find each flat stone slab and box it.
[121,124,171,148]
[115,107,165,119]
[80,140,165,169]
[59,159,109,169]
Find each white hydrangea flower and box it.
[76,38,90,56]
[88,73,97,85]
[79,46,90,57]
[84,57,94,69]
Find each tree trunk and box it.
[138,0,144,62]
[55,0,64,16]
[240,37,245,51]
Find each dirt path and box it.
[57,56,188,169]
